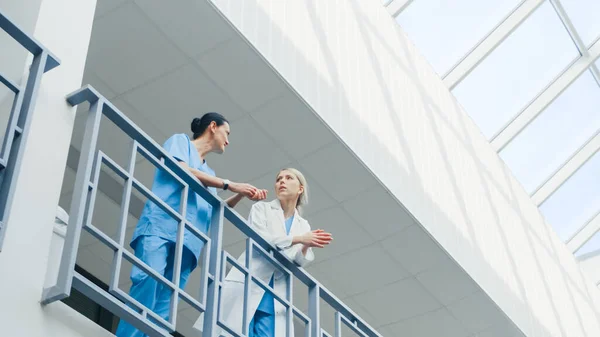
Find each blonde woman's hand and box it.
[300,229,332,248]
[229,182,258,199]
[249,189,268,201]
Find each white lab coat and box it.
[193,199,315,336]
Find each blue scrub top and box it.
[131,133,217,263]
[256,215,294,314]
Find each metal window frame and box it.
[390,0,600,257]
[0,10,60,250]
[41,85,382,337]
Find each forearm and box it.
[290,236,309,255]
[291,235,305,246]
[225,193,244,208]
[187,167,226,189]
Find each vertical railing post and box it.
[242,239,253,335]
[334,312,342,337]
[203,201,224,335]
[169,181,188,327]
[41,98,103,304]
[109,141,136,292]
[286,272,294,337]
[309,283,321,337]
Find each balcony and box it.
[44,85,381,336]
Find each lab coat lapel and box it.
[269,199,286,235]
[289,208,302,236]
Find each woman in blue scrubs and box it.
[116,112,267,337]
[208,168,333,337]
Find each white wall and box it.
[207,1,600,336]
[0,0,109,336]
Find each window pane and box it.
[395,0,521,75]
[499,71,600,193]
[560,0,600,47]
[452,1,580,138]
[539,151,600,241]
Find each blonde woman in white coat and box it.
[194,168,332,337]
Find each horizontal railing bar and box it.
[120,248,177,293]
[131,178,183,223]
[217,320,245,337]
[182,220,211,244]
[248,238,292,279]
[99,152,130,181]
[0,72,20,93]
[224,251,249,277]
[135,143,187,189]
[249,274,291,310]
[84,223,120,251]
[340,313,368,337]
[293,307,311,325]
[109,287,175,332]
[73,272,170,337]
[179,290,205,314]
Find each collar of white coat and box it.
[269,199,303,222]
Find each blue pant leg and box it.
[115,236,170,337]
[249,310,276,337]
[153,245,197,322]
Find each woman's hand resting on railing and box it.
[296,229,333,248]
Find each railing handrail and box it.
[50,85,382,337]
[0,10,60,72]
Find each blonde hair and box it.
[277,168,309,213]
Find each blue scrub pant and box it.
[115,235,197,337]
[249,310,275,337]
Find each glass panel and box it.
[452,1,580,139]
[499,71,600,193]
[575,219,600,258]
[539,150,600,241]
[560,0,600,47]
[395,0,521,75]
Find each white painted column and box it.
[0,0,112,336]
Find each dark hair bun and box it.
[191,117,202,133]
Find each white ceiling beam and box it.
[491,38,600,152]
[568,211,600,254]
[443,0,545,90]
[387,0,415,17]
[550,0,586,51]
[531,129,600,206]
[550,0,600,86]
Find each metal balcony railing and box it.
[41,85,382,337]
[0,9,60,250]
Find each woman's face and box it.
[275,170,303,201]
[211,122,230,154]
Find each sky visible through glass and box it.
[392,0,600,255]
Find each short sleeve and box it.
[163,134,190,164]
